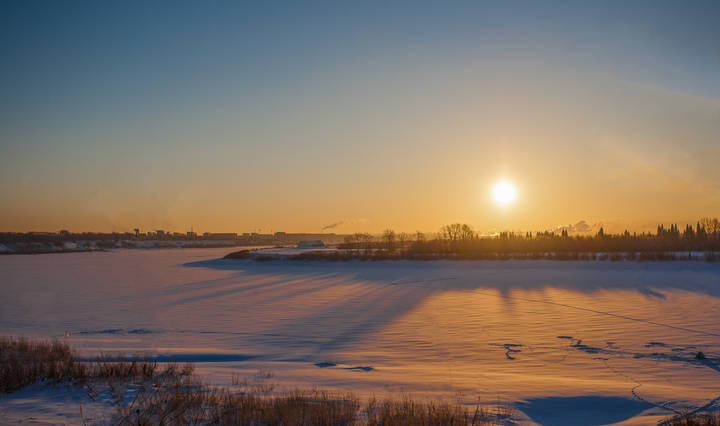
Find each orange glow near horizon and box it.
[1,4,718,235]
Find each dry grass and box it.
[117,380,502,425]
[364,395,498,425]
[0,336,191,394]
[1,336,84,393]
[666,411,720,426]
[116,378,359,425]
[3,336,509,425]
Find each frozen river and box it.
[2,248,719,424]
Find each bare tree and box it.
[398,232,410,249]
[459,224,475,241]
[354,232,373,254]
[441,224,462,241]
[382,229,396,251]
[441,223,475,241]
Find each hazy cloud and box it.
[553,220,595,235]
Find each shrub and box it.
[0,336,191,394]
[666,410,720,426]
[117,384,503,426]
[223,250,252,259]
[0,336,83,393]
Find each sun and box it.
[492,181,517,206]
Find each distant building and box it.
[203,232,237,240]
[297,240,324,248]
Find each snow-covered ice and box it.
[1,248,719,424]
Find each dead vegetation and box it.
[116,382,360,426]
[3,336,510,425]
[363,395,503,426]
[116,379,504,426]
[0,336,80,393]
[666,410,720,426]
[0,336,192,394]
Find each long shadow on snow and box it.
[517,396,654,426]
[161,271,349,308]
[184,258,720,299]
[179,259,443,354]
[180,259,720,353]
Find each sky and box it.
[1,1,719,234]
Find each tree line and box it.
[330,218,720,261]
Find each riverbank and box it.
[226,248,720,262]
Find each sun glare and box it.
[492,181,517,206]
